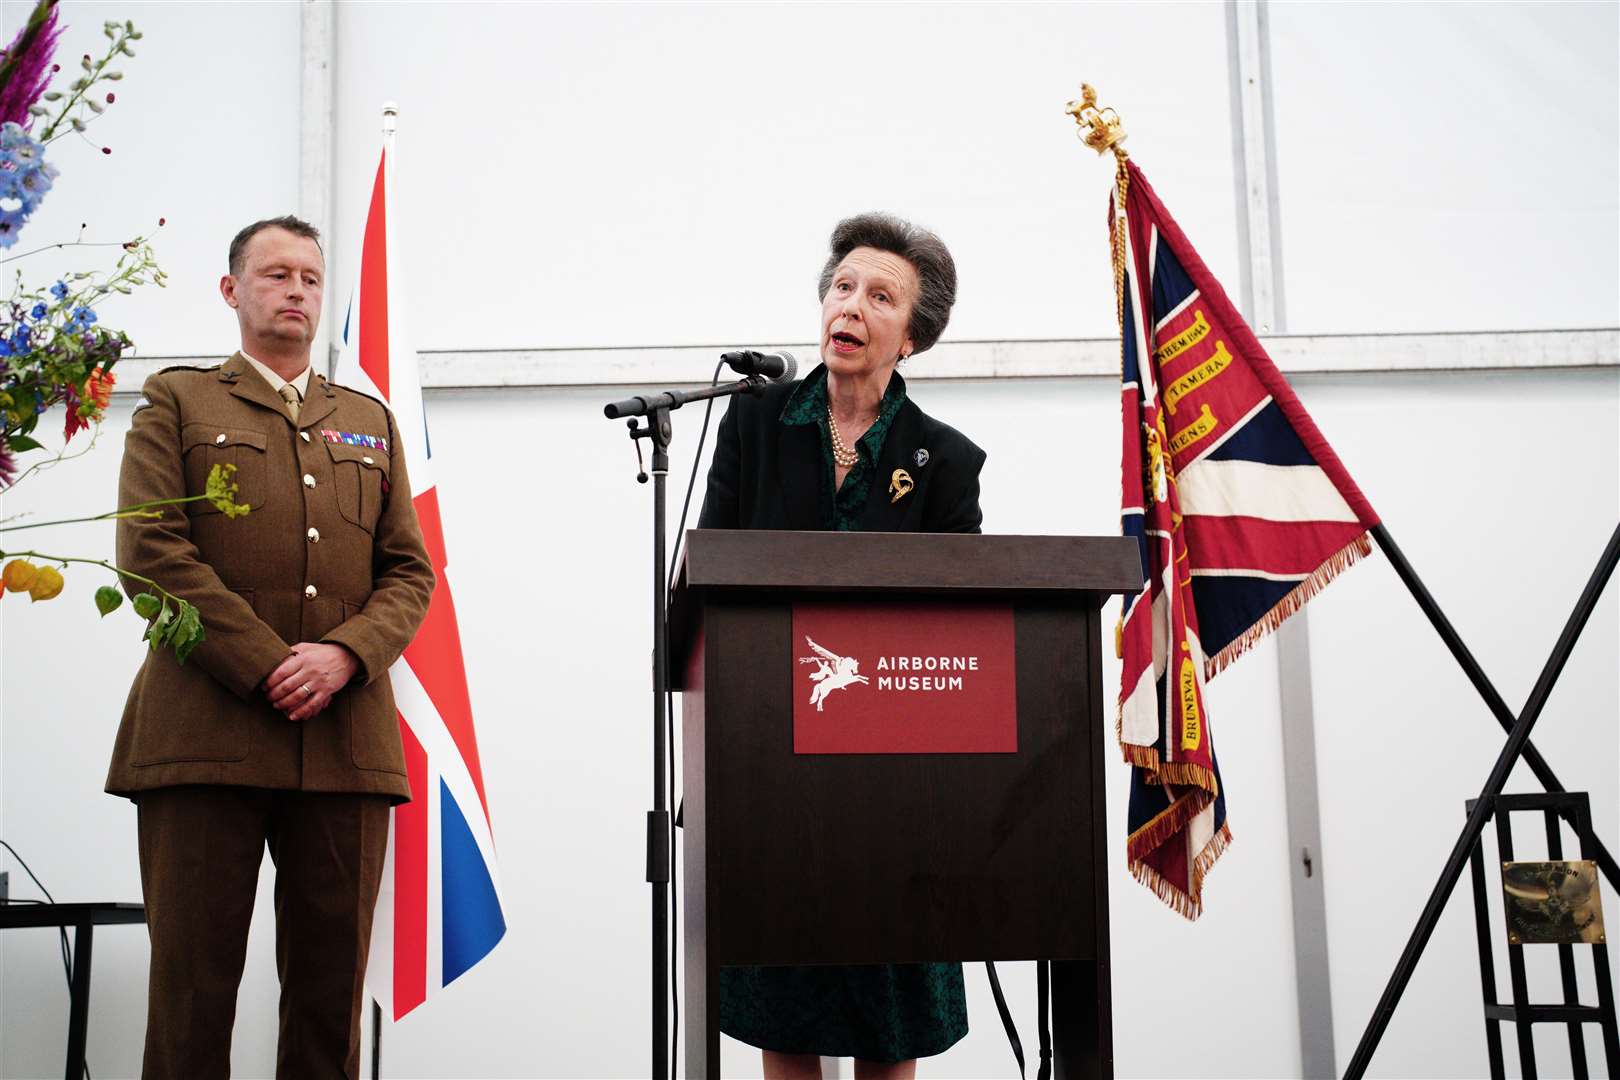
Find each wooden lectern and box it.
[670,531,1141,1079]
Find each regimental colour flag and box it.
[1112,158,1380,918]
[339,136,508,1018]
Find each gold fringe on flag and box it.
[1120,740,1221,794]
[1204,532,1375,678]
[1126,789,1206,856]
[1127,799,1234,921]
[1129,820,1235,921]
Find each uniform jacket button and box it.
[215,433,226,445]
[300,431,311,442]
[307,527,320,543]
[305,585,318,600]
[362,455,374,465]
[303,473,316,488]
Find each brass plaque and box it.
[1501,860,1605,945]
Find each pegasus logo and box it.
[798,636,870,712]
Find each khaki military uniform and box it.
[109,352,435,1079]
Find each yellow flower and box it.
[205,463,252,518]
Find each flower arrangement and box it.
[0,0,242,660]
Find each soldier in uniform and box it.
[107,215,435,1078]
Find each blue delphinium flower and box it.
[16,161,56,211]
[0,209,23,249]
[0,338,13,357]
[10,324,31,354]
[50,280,68,300]
[29,302,45,319]
[0,125,53,227]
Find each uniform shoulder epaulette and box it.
[155,362,223,376]
[319,374,393,414]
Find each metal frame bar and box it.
[1344,523,1620,1078]
[102,327,1620,397]
[1372,527,1620,889]
[1467,826,1507,1078]
[1542,809,1589,1076]
[1226,3,1336,1073]
[299,0,337,373]
[1466,793,1618,1079]
[1494,809,1538,1077]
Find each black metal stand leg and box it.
[64,922,93,1080]
[1373,524,1620,891]
[1542,811,1588,1079]
[1495,811,1537,1079]
[1467,814,1505,1080]
[1574,798,1620,1073]
[646,407,673,1080]
[372,999,382,1080]
[604,372,768,1080]
[1345,523,1620,1079]
[1595,944,1620,1072]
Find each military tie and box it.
[278,383,301,422]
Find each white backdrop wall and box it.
[0,3,1616,1079]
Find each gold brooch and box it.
[889,468,914,504]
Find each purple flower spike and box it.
[0,434,16,489]
[0,1,63,129]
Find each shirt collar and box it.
[780,363,908,431]
[240,351,312,399]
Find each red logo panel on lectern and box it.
[791,601,1017,754]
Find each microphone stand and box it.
[602,373,767,1079]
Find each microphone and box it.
[720,349,798,381]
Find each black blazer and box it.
[697,370,986,534]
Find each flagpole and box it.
[370,101,399,1080]
[1344,522,1620,1079]
[1370,524,1620,889]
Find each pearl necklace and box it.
[827,404,864,469]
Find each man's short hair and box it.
[816,212,958,356]
[228,215,322,276]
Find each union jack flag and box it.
[1112,159,1379,918]
[338,138,507,1016]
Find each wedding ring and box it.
[301,683,313,699]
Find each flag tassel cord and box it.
[1369,522,1620,892]
[1346,521,1620,1079]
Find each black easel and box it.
[603,374,767,1079]
[1345,522,1620,1078]
[1465,791,1619,1079]
[1372,524,1620,887]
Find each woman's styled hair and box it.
[817,212,957,356]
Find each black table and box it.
[0,901,146,1080]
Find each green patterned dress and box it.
[717,367,969,1062]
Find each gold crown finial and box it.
[1065,83,1127,157]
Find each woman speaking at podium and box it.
[698,213,986,1079]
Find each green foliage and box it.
[140,596,204,664]
[94,583,121,616]
[36,17,141,145]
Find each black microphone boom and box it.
[721,350,797,381]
